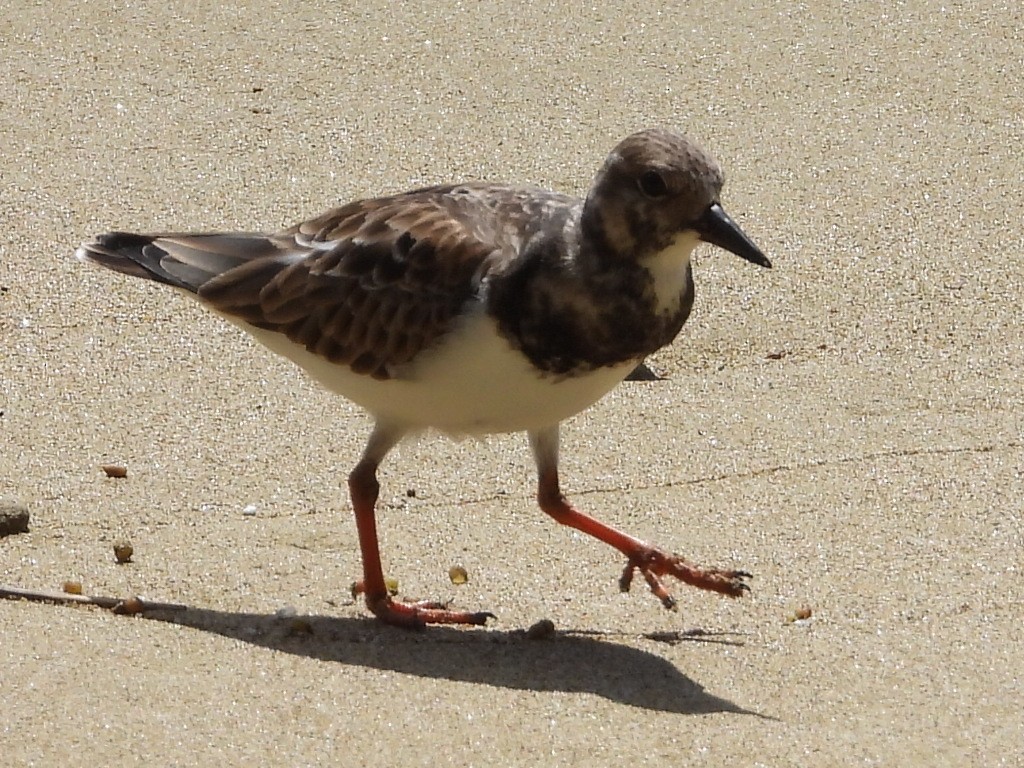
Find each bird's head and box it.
[583,128,771,269]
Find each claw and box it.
[619,562,636,593]
[617,549,752,608]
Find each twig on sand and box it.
[0,584,187,614]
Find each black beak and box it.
[696,203,771,268]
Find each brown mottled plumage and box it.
[77,129,770,628]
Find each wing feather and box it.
[198,186,506,379]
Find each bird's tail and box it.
[75,231,287,293]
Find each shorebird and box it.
[77,128,771,628]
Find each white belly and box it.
[232,307,636,435]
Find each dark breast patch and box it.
[487,244,694,376]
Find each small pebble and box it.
[114,596,144,615]
[526,618,556,640]
[62,581,83,595]
[274,607,313,635]
[350,577,400,599]
[242,504,258,516]
[101,464,128,478]
[0,501,30,537]
[448,565,469,585]
[289,617,313,635]
[786,606,814,623]
[113,541,134,563]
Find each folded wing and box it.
[77,187,504,379]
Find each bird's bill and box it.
[696,203,771,268]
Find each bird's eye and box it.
[638,169,669,198]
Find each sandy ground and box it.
[2,1,1022,765]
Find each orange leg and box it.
[529,427,750,609]
[348,426,494,629]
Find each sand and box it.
[1,1,1022,765]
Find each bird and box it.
[76,128,771,629]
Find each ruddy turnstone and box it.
[77,128,771,628]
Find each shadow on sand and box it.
[137,603,770,717]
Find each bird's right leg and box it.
[348,424,494,629]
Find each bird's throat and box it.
[639,231,699,316]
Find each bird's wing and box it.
[76,184,574,379]
[192,186,515,381]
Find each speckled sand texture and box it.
[2,2,1022,765]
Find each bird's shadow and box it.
[137,603,771,717]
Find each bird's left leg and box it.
[528,427,751,610]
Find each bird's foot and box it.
[352,582,495,629]
[618,548,751,610]
[367,595,496,629]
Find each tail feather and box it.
[75,231,285,293]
